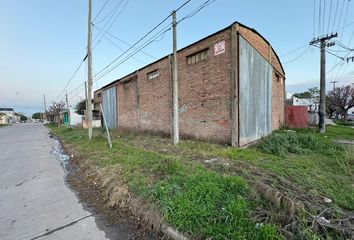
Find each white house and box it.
[0,108,19,123]
[285,93,319,113]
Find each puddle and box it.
[49,135,71,174]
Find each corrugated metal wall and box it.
[239,36,272,146]
[102,86,117,129]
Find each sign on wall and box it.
[214,41,225,56]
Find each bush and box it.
[257,132,320,156]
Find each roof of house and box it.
[0,108,14,112]
[95,21,285,93]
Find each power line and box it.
[101,32,148,65]
[335,40,354,50]
[322,0,326,34]
[327,0,333,33]
[282,47,311,64]
[319,0,322,36]
[92,24,157,59]
[95,0,216,81]
[93,13,173,78]
[332,0,340,32]
[313,0,316,37]
[93,0,110,22]
[94,25,171,81]
[280,44,308,57]
[92,0,126,44]
[53,56,87,102]
[65,0,201,102]
[178,0,216,23]
[336,0,346,33]
[94,0,124,25]
[93,0,130,48]
[326,50,353,73]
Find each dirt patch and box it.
[65,155,162,240]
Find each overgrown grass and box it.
[256,131,320,156]
[148,169,280,239]
[181,126,354,211]
[333,119,354,126]
[49,125,282,239]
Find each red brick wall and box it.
[136,59,172,133]
[116,74,139,129]
[177,29,232,142]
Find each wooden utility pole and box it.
[65,91,70,125]
[85,81,88,123]
[87,0,93,139]
[172,10,179,145]
[43,94,47,121]
[309,33,337,133]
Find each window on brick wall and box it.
[187,48,209,65]
[147,69,159,80]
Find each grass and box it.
[333,119,354,127]
[49,125,281,239]
[0,124,10,127]
[49,124,354,239]
[177,126,354,211]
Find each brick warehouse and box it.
[94,22,285,147]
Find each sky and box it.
[1,0,354,117]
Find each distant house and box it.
[0,113,7,124]
[0,108,19,123]
[62,107,82,126]
[348,107,354,115]
[285,93,319,112]
[285,93,319,126]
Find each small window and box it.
[187,48,209,65]
[147,69,160,80]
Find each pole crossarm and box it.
[309,33,338,45]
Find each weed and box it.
[256,132,320,156]
[148,169,281,239]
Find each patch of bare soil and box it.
[66,159,162,240]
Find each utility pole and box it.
[65,91,71,125]
[85,81,88,123]
[330,81,338,90]
[87,0,93,139]
[43,94,47,121]
[172,10,179,145]
[309,33,337,133]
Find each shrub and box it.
[257,132,320,156]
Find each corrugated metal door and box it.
[102,86,117,129]
[239,36,272,146]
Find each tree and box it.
[48,101,65,125]
[32,112,42,119]
[327,85,354,121]
[75,100,86,115]
[20,114,28,122]
[326,96,337,118]
[293,87,320,99]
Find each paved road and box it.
[0,123,108,240]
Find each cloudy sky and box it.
[1,0,354,116]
